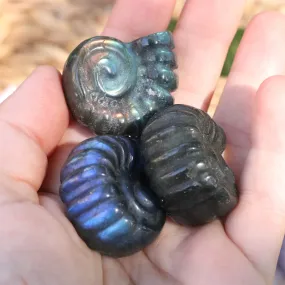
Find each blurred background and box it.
[1,0,285,283]
[1,0,285,107]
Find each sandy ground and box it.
[1,0,285,109]
[1,0,285,94]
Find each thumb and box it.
[0,66,69,204]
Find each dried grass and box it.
[0,0,113,90]
[1,0,285,96]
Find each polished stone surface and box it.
[62,31,177,137]
[141,104,238,226]
[59,135,165,257]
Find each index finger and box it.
[173,0,246,110]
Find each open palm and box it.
[1,1,285,284]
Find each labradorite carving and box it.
[59,135,165,257]
[62,31,177,137]
[141,104,238,226]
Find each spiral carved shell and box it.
[59,135,165,257]
[62,31,177,137]
[141,104,238,226]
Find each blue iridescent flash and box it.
[59,135,165,257]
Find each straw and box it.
[1,0,285,101]
[0,0,113,91]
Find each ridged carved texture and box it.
[141,104,238,226]
[62,31,177,137]
[59,135,165,257]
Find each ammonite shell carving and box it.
[59,135,165,257]
[141,104,238,226]
[62,31,177,137]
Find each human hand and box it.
[1,1,285,284]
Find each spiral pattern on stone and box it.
[77,37,136,98]
[59,135,165,257]
[141,104,238,226]
[63,32,177,137]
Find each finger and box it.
[173,0,246,109]
[43,0,176,194]
[214,12,285,178]
[102,0,176,41]
[42,121,92,193]
[135,220,252,285]
[0,66,69,203]
[225,75,285,281]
